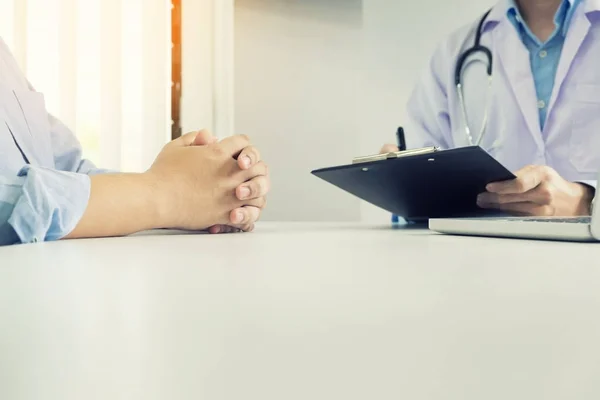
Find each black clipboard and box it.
[311,146,516,221]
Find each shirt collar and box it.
[481,0,586,36]
[506,0,577,37]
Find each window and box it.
[171,0,182,140]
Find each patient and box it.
[0,38,270,246]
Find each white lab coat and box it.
[405,0,600,186]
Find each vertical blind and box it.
[179,0,235,141]
[0,0,172,172]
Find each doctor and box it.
[382,0,600,216]
[0,37,270,246]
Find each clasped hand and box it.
[148,130,270,234]
[193,130,269,234]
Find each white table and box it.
[2,222,600,400]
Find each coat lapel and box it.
[493,22,544,149]
[547,5,591,118]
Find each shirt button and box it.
[539,50,548,58]
[537,100,546,109]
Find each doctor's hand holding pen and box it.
[380,127,405,155]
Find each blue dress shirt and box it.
[506,0,581,131]
[0,38,109,246]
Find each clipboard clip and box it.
[352,146,440,164]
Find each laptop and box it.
[429,176,600,242]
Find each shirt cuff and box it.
[576,180,597,189]
[76,158,117,175]
[8,165,91,243]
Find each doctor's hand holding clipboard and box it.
[377,122,594,223]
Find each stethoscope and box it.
[454,9,493,146]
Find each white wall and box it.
[235,0,363,222]
[234,0,495,222]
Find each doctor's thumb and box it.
[380,144,399,154]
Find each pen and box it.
[391,126,406,224]
[396,126,407,151]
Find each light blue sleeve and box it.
[0,113,118,246]
[48,113,115,175]
[0,111,111,246]
[0,166,90,246]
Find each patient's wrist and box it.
[141,172,176,229]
